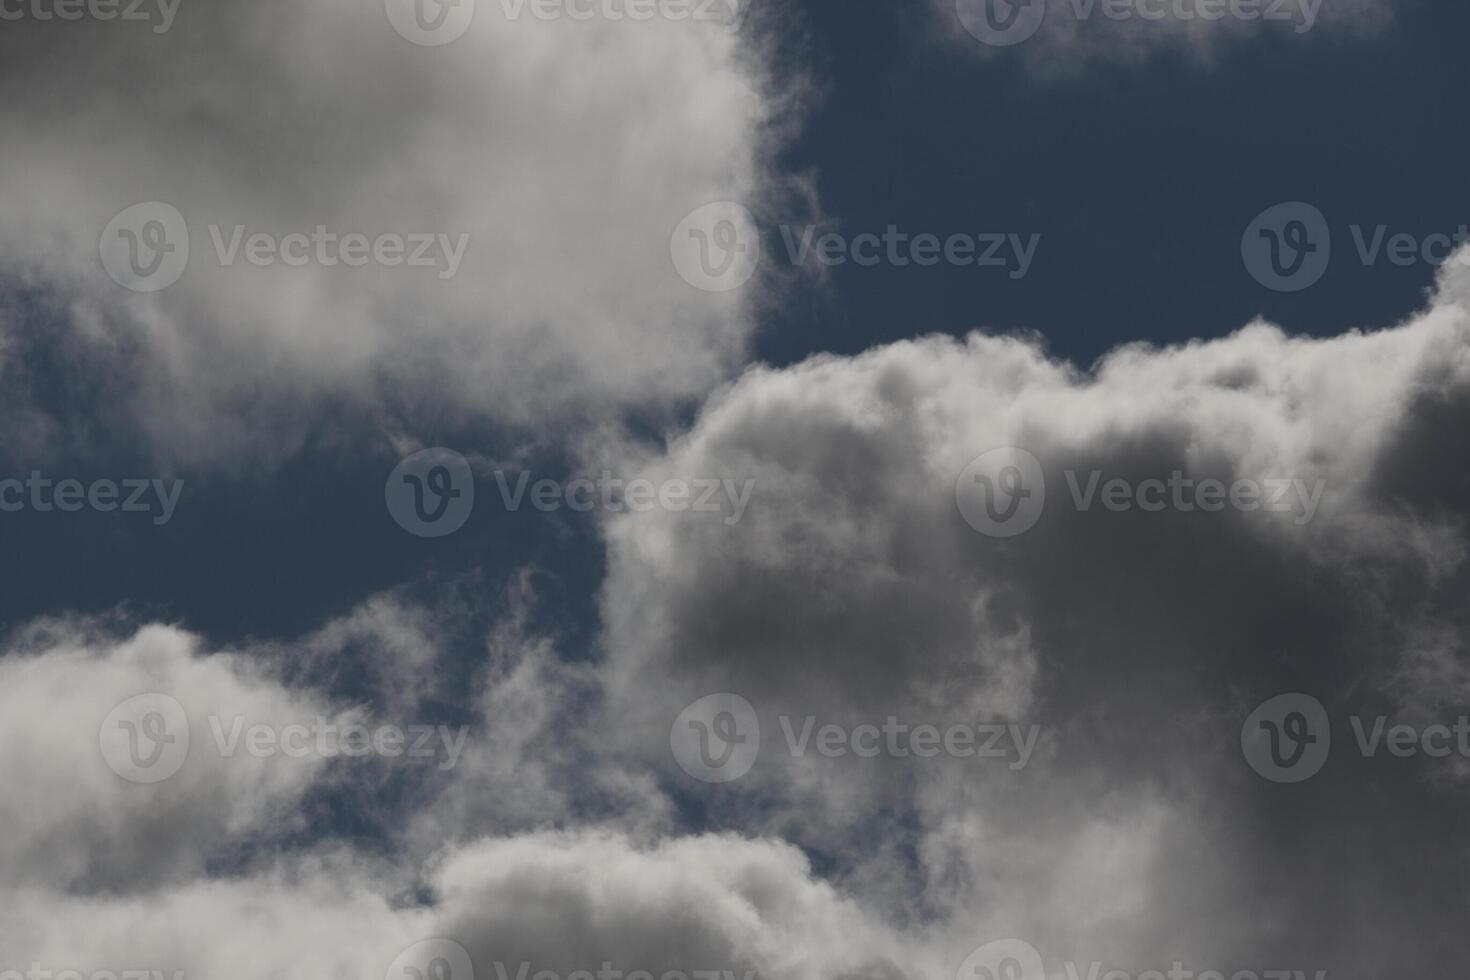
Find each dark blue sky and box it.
[2,0,1465,649]
[759,0,1469,366]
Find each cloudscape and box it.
[1,1,1467,979]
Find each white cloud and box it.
[0,832,906,980]
[0,621,338,890]
[0,0,790,461]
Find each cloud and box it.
[0,600,908,980]
[945,0,1402,65]
[1,831,904,980]
[0,0,793,462]
[0,620,338,891]
[596,257,1470,969]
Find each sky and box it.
[1,0,1468,978]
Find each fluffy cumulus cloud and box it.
[2,832,901,980]
[6,279,1470,977]
[597,259,1470,972]
[0,607,903,980]
[0,0,787,462]
[945,0,1401,64]
[0,620,338,892]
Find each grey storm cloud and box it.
[596,258,1470,976]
